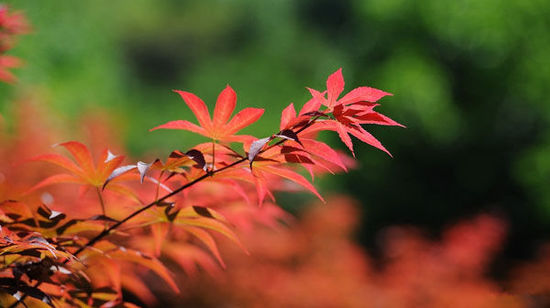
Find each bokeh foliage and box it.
[2,0,550,260]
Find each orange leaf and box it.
[27,153,83,177]
[57,141,95,177]
[185,226,226,268]
[108,247,180,293]
[27,173,85,193]
[175,216,247,254]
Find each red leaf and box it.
[335,122,356,156]
[213,85,237,130]
[185,226,226,268]
[151,223,169,256]
[153,87,264,144]
[105,183,142,203]
[173,90,212,131]
[27,153,83,177]
[302,138,347,171]
[338,86,392,105]
[57,141,95,176]
[107,246,180,294]
[348,124,392,157]
[224,107,265,136]
[175,216,248,254]
[280,103,296,131]
[308,120,392,157]
[326,68,344,107]
[252,169,274,206]
[27,173,85,193]
[300,94,324,115]
[258,165,325,202]
[149,120,207,136]
[356,111,405,127]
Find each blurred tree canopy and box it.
[2,0,550,262]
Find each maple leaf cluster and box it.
[0,5,28,83]
[0,67,402,307]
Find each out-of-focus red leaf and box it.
[28,174,85,193]
[57,141,95,177]
[84,242,180,294]
[26,153,83,177]
[257,165,324,202]
[151,223,169,257]
[185,226,226,268]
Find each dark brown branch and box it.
[10,114,323,308]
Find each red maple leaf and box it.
[279,102,347,173]
[308,68,404,156]
[26,141,139,203]
[150,85,264,144]
[308,68,392,111]
[221,144,325,206]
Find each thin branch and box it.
[9,114,324,308]
[74,114,322,257]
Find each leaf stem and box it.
[96,187,106,216]
[155,171,164,200]
[211,139,216,173]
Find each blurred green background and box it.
[2,0,550,265]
